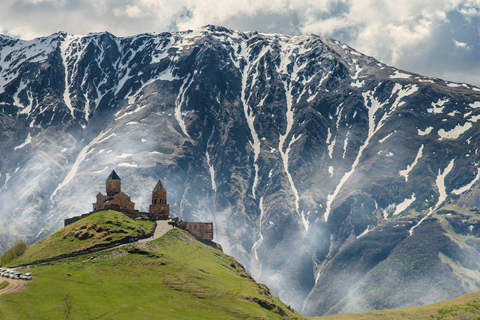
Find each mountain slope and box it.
[1,25,480,314]
[310,290,480,320]
[10,210,153,266]
[0,224,302,319]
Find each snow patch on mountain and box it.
[427,98,448,114]
[60,35,79,119]
[418,127,433,136]
[239,44,265,199]
[276,41,307,231]
[50,129,116,199]
[206,151,216,192]
[117,153,133,159]
[328,166,334,177]
[175,74,193,138]
[452,167,480,195]
[118,162,138,167]
[390,70,411,79]
[470,101,480,109]
[438,122,472,140]
[342,132,349,158]
[399,145,424,182]
[251,196,265,267]
[0,173,10,192]
[358,225,373,238]
[14,133,32,151]
[410,159,455,235]
[393,193,416,215]
[379,131,394,143]
[325,84,417,221]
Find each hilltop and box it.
[0,211,302,319]
[10,210,154,266]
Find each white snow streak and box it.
[14,133,32,150]
[324,84,418,221]
[438,122,473,140]
[358,226,373,238]
[118,162,137,167]
[251,197,265,265]
[418,127,433,136]
[393,193,416,215]
[60,35,77,118]
[240,46,264,199]
[452,168,480,195]
[399,145,424,182]
[328,166,334,177]
[175,74,193,138]
[379,131,394,143]
[342,132,349,159]
[409,159,455,235]
[327,127,336,159]
[50,129,115,199]
[276,41,308,231]
[116,153,132,159]
[0,173,11,192]
[390,70,411,79]
[470,102,480,109]
[427,98,448,114]
[206,151,217,192]
[116,104,148,120]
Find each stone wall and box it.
[176,222,214,240]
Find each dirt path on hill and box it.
[139,220,173,244]
[0,279,26,296]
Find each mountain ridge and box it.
[1,25,480,315]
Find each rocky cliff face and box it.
[1,25,480,315]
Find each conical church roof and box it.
[153,179,166,192]
[107,170,121,180]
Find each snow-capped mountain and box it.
[1,25,480,315]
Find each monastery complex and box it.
[65,170,213,240]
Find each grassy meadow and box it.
[0,228,302,319]
[310,291,480,320]
[10,210,153,266]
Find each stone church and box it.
[92,170,170,219]
[66,170,213,240]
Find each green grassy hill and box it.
[310,291,480,320]
[0,212,303,319]
[9,210,153,266]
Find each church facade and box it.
[92,170,170,220]
[93,170,136,212]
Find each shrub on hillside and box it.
[0,241,27,265]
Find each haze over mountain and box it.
[1,25,480,315]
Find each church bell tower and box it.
[106,170,121,196]
[149,179,170,218]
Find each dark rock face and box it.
[2,25,480,314]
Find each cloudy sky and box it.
[1,0,479,86]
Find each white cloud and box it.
[454,39,471,49]
[0,0,480,86]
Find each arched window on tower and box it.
[154,199,158,204]
[160,199,163,204]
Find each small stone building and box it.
[177,221,214,240]
[93,170,136,212]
